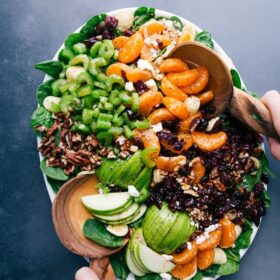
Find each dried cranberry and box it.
[126,110,137,121]
[123,29,135,37]
[102,29,112,40]
[156,39,164,48]
[105,16,118,30]
[84,37,98,48]
[261,173,269,184]
[195,118,208,131]
[162,120,180,133]
[134,81,148,94]
[178,165,191,176]
[253,183,264,196]
[95,23,105,35]
[132,138,144,149]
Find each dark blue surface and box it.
[0,0,279,279]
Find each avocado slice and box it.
[134,166,153,191]
[110,151,143,188]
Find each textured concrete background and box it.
[0,0,279,279]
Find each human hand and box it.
[261,90,280,160]
[75,267,100,280]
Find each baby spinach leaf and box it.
[40,158,69,181]
[235,220,253,249]
[31,106,54,135]
[259,152,275,179]
[217,248,240,276]
[135,274,161,280]
[132,7,155,30]
[64,33,87,49]
[35,60,63,78]
[83,219,124,248]
[58,48,75,64]
[109,249,130,280]
[217,258,240,275]
[134,7,149,16]
[47,177,64,193]
[80,14,106,37]
[36,79,54,106]
[195,30,214,49]
[230,69,242,89]
[192,270,203,280]
[202,264,219,277]
[262,189,272,208]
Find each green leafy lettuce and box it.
[132,7,156,30]
[195,30,214,49]
[109,249,130,280]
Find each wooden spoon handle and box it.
[230,87,280,141]
[89,258,116,280]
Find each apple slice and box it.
[81,192,132,215]
[128,205,147,224]
[126,247,146,276]
[136,243,175,273]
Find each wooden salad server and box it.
[170,41,280,141]
[52,174,126,279]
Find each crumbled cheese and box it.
[125,82,135,92]
[115,10,134,31]
[206,117,220,131]
[162,254,174,261]
[186,242,193,251]
[129,145,139,153]
[184,96,200,115]
[144,37,153,46]
[195,234,207,245]
[205,224,220,233]
[107,151,116,159]
[128,185,140,197]
[164,20,174,29]
[137,59,164,80]
[150,48,158,58]
[160,273,172,280]
[152,122,163,133]
[145,79,158,91]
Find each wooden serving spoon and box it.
[52,174,126,279]
[170,41,280,141]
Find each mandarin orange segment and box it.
[162,97,189,119]
[112,36,130,49]
[179,112,202,133]
[134,129,160,158]
[191,131,228,152]
[166,69,199,87]
[148,108,176,124]
[196,228,222,250]
[106,63,152,82]
[219,218,236,248]
[139,20,165,37]
[161,76,188,101]
[138,91,163,116]
[197,249,214,270]
[159,58,189,73]
[191,157,206,184]
[180,67,209,94]
[161,133,193,155]
[198,90,214,105]
[172,241,198,265]
[154,155,187,172]
[118,32,144,63]
[171,256,197,279]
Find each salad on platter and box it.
[31,6,273,280]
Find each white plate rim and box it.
[37,7,263,280]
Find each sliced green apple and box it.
[81,192,132,215]
[94,204,140,223]
[126,246,146,276]
[128,205,147,224]
[135,243,175,273]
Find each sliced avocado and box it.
[134,166,153,191]
[110,151,143,188]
